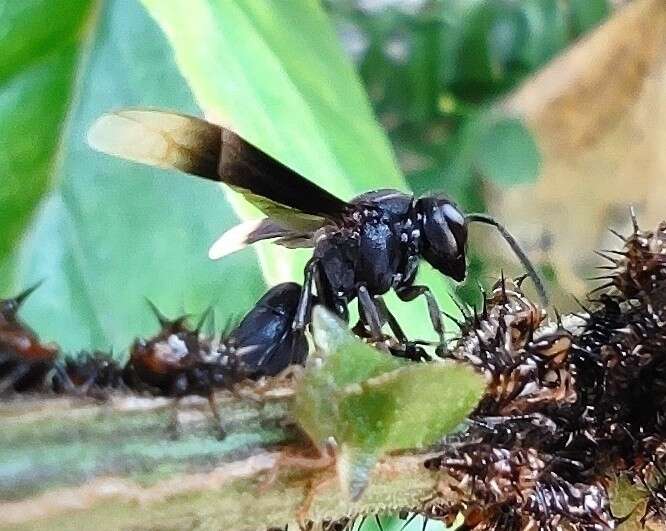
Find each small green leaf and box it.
[475,116,541,186]
[294,306,485,500]
[295,306,404,447]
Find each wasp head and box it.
[416,195,468,281]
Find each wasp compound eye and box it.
[416,196,468,282]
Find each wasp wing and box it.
[208,218,313,260]
[88,110,349,227]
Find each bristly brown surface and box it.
[417,219,666,530]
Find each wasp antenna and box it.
[145,298,170,328]
[466,213,549,307]
[630,205,639,234]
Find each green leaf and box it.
[475,116,541,186]
[294,307,485,500]
[2,0,265,351]
[568,0,610,37]
[0,0,93,285]
[294,306,405,447]
[452,1,526,98]
[518,0,569,70]
[139,0,456,342]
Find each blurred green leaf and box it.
[0,0,92,286]
[294,307,484,500]
[452,0,526,98]
[568,0,611,37]
[140,0,456,342]
[475,116,541,186]
[517,0,568,70]
[2,0,265,351]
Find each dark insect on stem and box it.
[219,282,309,379]
[123,282,309,436]
[88,110,549,354]
[51,351,125,398]
[0,283,58,394]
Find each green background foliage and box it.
[0,1,613,529]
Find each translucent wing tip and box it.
[208,219,266,260]
[87,111,171,169]
[87,112,131,155]
[87,109,221,178]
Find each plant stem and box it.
[0,389,439,530]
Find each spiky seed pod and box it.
[425,445,614,530]
[124,305,229,397]
[51,351,124,397]
[0,286,58,394]
[418,274,630,529]
[608,220,666,299]
[448,279,575,418]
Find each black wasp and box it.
[89,110,547,351]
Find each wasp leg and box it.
[357,285,386,342]
[0,363,31,394]
[207,391,226,440]
[374,297,433,362]
[395,285,447,354]
[352,295,385,341]
[294,258,319,332]
[168,396,182,440]
[374,296,407,343]
[313,260,349,323]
